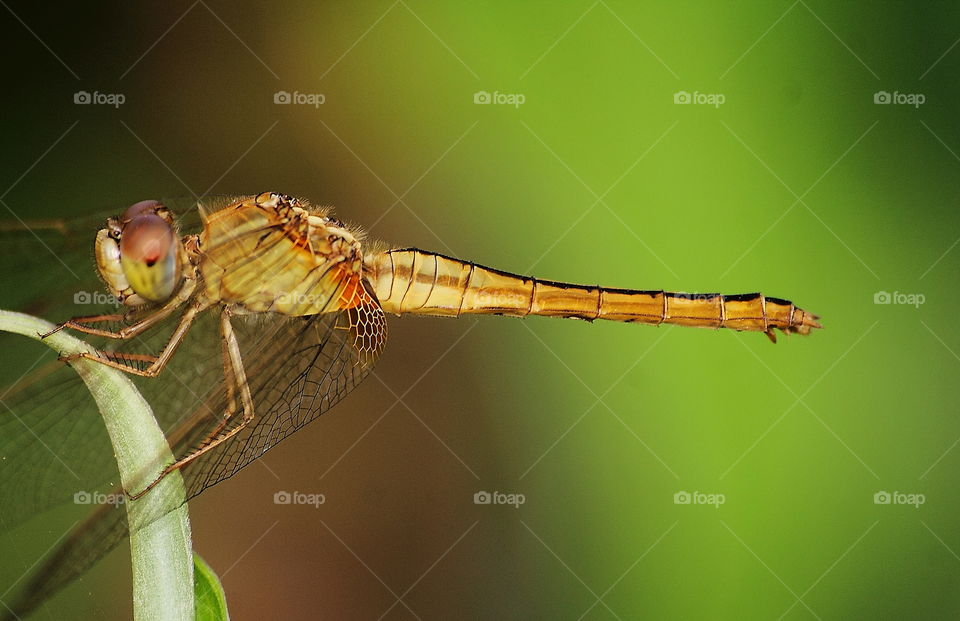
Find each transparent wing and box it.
[2,501,129,619]
[0,358,119,527]
[0,193,322,526]
[2,303,384,619]
[0,309,225,530]
[0,196,218,320]
[0,196,387,616]
[0,196,240,527]
[177,302,385,497]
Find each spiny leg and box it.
[218,309,240,429]
[62,304,201,378]
[127,308,255,500]
[41,279,196,340]
[43,312,132,339]
[198,308,246,441]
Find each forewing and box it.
[0,196,216,319]
[0,195,265,525]
[0,359,118,528]
[1,194,386,616]
[1,302,385,619]
[177,303,384,497]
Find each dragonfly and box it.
[0,191,821,617]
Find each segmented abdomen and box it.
[364,248,821,340]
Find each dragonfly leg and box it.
[61,304,202,378]
[189,307,249,440]
[42,312,129,339]
[126,308,255,500]
[42,279,197,340]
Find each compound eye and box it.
[122,199,162,223]
[119,214,180,302]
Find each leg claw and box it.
[39,323,66,339]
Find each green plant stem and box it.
[0,310,194,620]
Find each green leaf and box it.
[194,553,230,621]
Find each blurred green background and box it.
[1,1,959,619]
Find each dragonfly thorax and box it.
[196,192,366,316]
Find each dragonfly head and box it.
[95,200,184,306]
